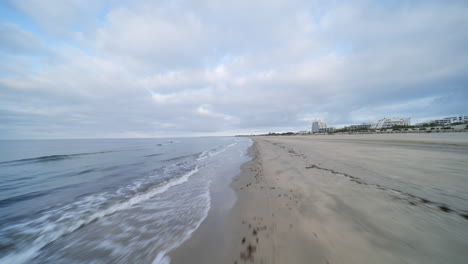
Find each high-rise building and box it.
[372,118,411,129]
[312,120,327,133]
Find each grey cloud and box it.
[1,0,467,138]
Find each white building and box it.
[416,115,468,126]
[318,127,336,133]
[372,118,411,129]
[312,120,327,133]
[348,122,373,130]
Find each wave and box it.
[197,142,238,161]
[152,188,211,264]
[152,141,240,264]
[0,150,117,166]
[144,153,163,157]
[0,191,50,208]
[162,153,201,163]
[0,140,242,264]
[0,166,200,264]
[0,154,71,165]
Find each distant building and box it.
[415,115,468,126]
[372,118,411,129]
[312,120,327,133]
[318,127,335,133]
[348,122,373,130]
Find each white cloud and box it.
[150,88,214,105]
[196,104,235,121]
[1,0,467,138]
[94,5,206,70]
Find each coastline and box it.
[169,133,468,264]
[168,140,257,264]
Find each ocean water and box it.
[0,137,252,264]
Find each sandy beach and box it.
[170,133,468,264]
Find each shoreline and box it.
[168,140,257,263]
[169,133,468,263]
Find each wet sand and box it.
[170,133,468,264]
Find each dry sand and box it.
[170,133,468,264]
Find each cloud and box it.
[0,0,467,138]
[11,0,105,39]
[94,5,206,70]
[0,22,45,54]
[196,104,235,121]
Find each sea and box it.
[0,137,252,264]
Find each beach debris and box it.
[240,244,257,262]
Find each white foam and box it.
[0,140,247,264]
[152,181,212,264]
[197,141,238,161]
[0,167,200,264]
[151,141,245,263]
[153,252,171,264]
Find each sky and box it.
[1,0,467,139]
